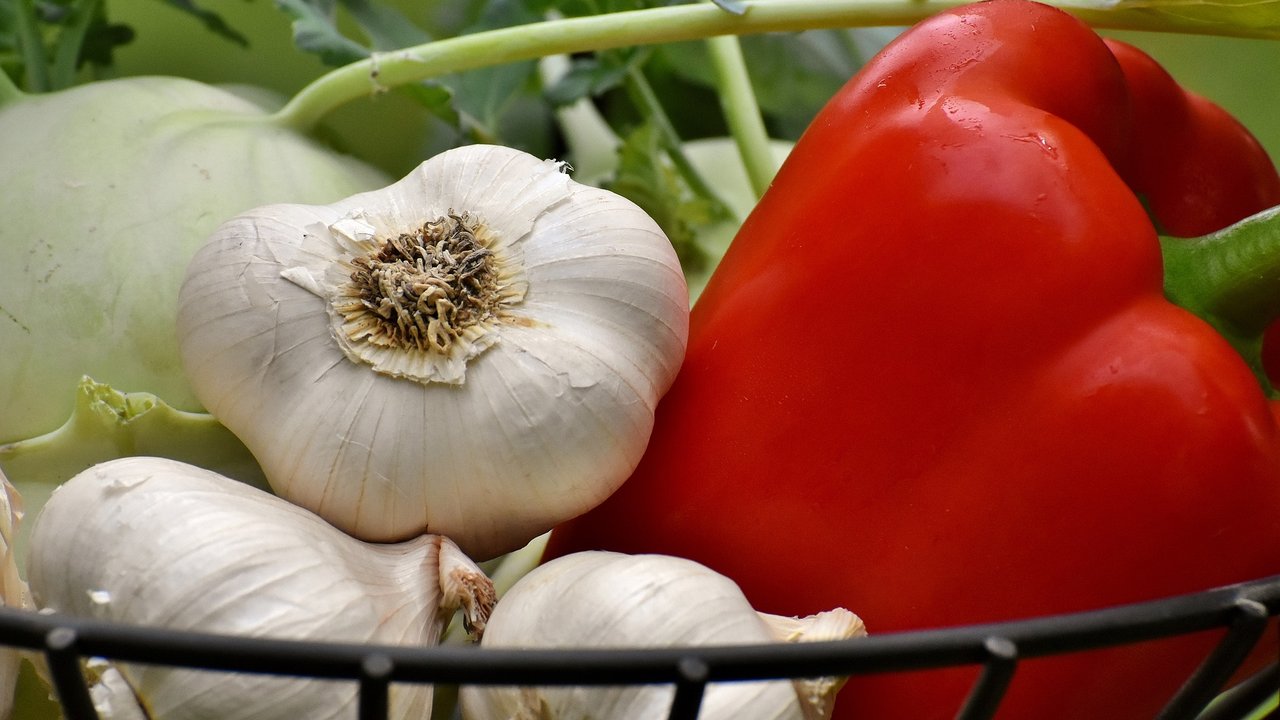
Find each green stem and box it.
[14,0,50,93]
[705,33,775,198]
[270,0,1264,133]
[1162,205,1280,396]
[624,66,729,212]
[49,0,102,90]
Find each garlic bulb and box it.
[0,468,28,719]
[176,143,689,559]
[459,552,865,720]
[26,456,495,720]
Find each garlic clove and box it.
[0,468,28,718]
[458,552,864,720]
[85,661,150,720]
[26,456,495,720]
[759,610,867,720]
[176,144,689,560]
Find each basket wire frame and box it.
[2,574,1280,720]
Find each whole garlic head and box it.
[176,144,689,560]
[26,456,495,720]
[459,552,865,720]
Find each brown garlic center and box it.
[341,213,502,354]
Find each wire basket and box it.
[2,572,1279,720]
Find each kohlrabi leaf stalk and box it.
[269,0,1280,137]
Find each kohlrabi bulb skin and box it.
[0,77,390,444]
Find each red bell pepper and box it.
[546,1,1280,718]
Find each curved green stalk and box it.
[705,34,775,198]
[270,0,1270,133]
[1162,205,1280,396]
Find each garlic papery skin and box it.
[26,456,496,720]
[458,552,865,720]
[176,143,690,560]
[0,468,29,719]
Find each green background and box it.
[102,1,1280,177]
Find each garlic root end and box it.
[438,537,497,641]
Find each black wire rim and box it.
[3,573,1280,720]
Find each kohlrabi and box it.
[0,76,389,447]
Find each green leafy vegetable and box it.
[275,0,372,65]
[1,377,268,561]
[543,47,645,106]
[3,0,241,91]
[607,122,724,274]
[159,0,247,46]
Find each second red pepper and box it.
[547,2,1280,717]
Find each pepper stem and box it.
[1161,205,1280,395]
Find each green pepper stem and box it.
[269,0,1274,133]
[1162,205,1280,395]
[705,34,775,198]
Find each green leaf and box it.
[339,0,432,51]
[273,0,467,129]
[605,122,722,275]
[161,0,248,47]
[654,29,875,139]
[4,0,239,92]
[275,0,370,66]
[436,0,549,144]
[74,13,133,69]
[544,48,645,106]
[401,79,460,127]
[445,59,538,136]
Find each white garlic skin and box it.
[176,144,690,560]
[459,552,863,720]
[0,468,26,719]
[26,456,494,720]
